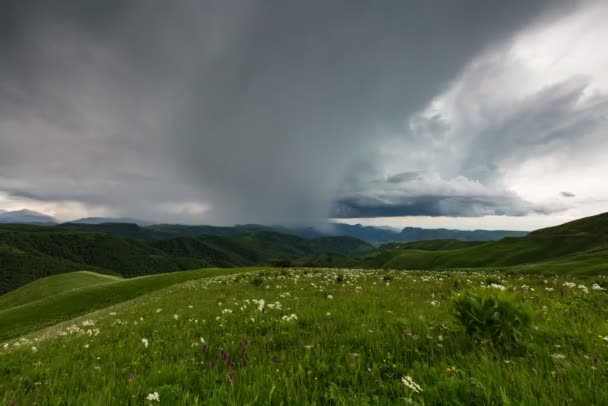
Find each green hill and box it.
[0,268,256,341]
[361,213,608,272]
[529,211,608,237]
[379,239,489,251]
[0,225,372,294]
[0,271,121,311]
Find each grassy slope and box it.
[367,236,604,268]
[362,212,608,272]
[509,250,608,274]
[1,269,607,404]
[0,268,259,341]
[0,271,121,312]
[380,239,489,251]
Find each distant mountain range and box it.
[330,223,527,243]
[0,209,56,224]
[0,211,605,295]
[70,217,153,226]
[0,209,527,243]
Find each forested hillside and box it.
[0,225,372,294]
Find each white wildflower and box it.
[327,294,334,300]
[551,353,566,360]
[174,314,179,320]
[490,283,506,291]
[31,346,38,353]
[545,287,554,292]
[83,344,89,349]
[563,282,576,288]
[401,375,423,393]
[146,392,160,402]
[155,308,162,313]
[592,283,606,291]
[282,313,298,322]
[142,338,149,348]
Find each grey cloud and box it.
[333,171,562,218]
[561,192,576,198]
[0,0,581,223]
[406,71,608,186]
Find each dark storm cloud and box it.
[0,0,582,223]
[333,195,547,218]
[332,171,561,218]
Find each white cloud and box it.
[359,1,608,226]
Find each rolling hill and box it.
[0,268,254,341]
[0,225,372,294]
[0,271,121,311]
[360,212,608,272]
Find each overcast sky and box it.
[1,0,606,230]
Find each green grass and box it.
[0,268,259,341]
[1,268,608,404]
[508,251,608,275]
[0,271,121,311]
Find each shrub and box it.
[452,289,533,347]
[251,275,265,287]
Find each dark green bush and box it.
[251,275,265,287]
[452,289,533,347]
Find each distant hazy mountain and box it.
[328,223,527,243]
[0,209,56,224]
[70,217,153,226]
[398,227,527,242]
[329,223,401,243]
[58,219,526,243]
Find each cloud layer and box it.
[0,0,604,226]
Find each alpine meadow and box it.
[2,1,608,405]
